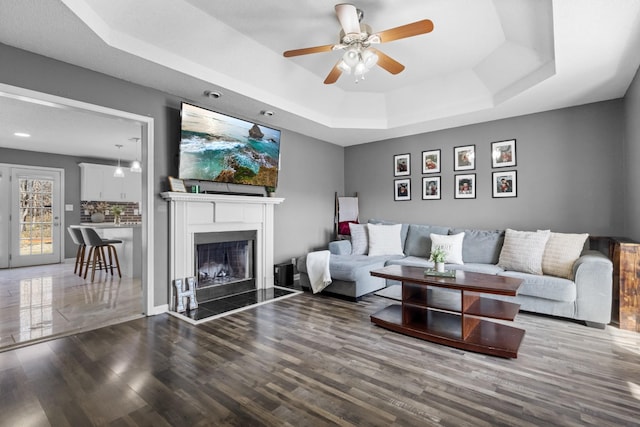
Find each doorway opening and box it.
[0,83,155,351]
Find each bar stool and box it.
[67,226,87,276]
[80,227,122,281]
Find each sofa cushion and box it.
[404,224,450,257]
[369,219,410,250]
[385,256,434,268]
[450,228,504,264]
[328,254,402,282]
[430,232,465,264]
[498,229,550,275]
[498,271,577,302]
[542,232,589,279]
[368,223,405,256]
[349,223,368,255]
[328,240,351,255]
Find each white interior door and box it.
[9,167,63,267]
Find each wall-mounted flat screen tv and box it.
[178,102,281,188]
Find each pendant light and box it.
[130,137,142,173]
[114,144,125,178]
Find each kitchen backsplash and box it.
[80,201,142,224]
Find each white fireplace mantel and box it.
[161,192,284,295]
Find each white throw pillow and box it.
[349,223,368,255]
[498,229,551,275]
[430,232,465,264]
[367,223,404,256]
[542,232,589,279]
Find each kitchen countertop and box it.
[79,222,142,228]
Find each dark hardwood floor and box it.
[1,291,639,426]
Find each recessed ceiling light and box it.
[204,90,222,99]
[14,132,31,137]
[261,110,274,117]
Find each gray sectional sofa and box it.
[297,220,613,328]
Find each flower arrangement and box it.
[82,201,110,214]
[430,248,447,263]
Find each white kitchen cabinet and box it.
[79,163,141,202]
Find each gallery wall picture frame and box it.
[422,149,441,174]
[394,178,411,201]
[491,139,517,168]
[394,153,411,176]
[492,170,517,198]
[168,176,187,192]
[454,144,476,171]
[454,173,476,199]
[422,176,441,200]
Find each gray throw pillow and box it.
[450,228,505,264]
[405,224,450,257]
[349,223,368,255]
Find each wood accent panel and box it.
[591,236,640,331]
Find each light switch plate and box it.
[65,204,73,211]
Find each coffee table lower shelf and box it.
[371,304,525,358]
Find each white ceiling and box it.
[0,91,142,162]
[0,0,639,159]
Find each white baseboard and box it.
[148,304,169,315]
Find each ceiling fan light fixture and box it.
[337,60,351,74]
[361,49,378,68]
[343,47,360,67]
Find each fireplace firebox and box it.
[194,230,256,302]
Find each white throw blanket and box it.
[338,197,359,222]
[306,250,332,294]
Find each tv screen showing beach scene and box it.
[178,102,281,187]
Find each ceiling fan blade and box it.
[335,3,361,34]
[371,49,405,75]
[374,19,434,43]
[324,63,343,84]
[283,44,335,57]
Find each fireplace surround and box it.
[161,192,294,323]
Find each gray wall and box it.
[0,43,344,306]
[624,65,640,241]
[346,100,625,236]
[273,129,345,262]
[0,147,121,259]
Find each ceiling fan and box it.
[283,3,434,84]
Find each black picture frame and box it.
[422,176,441,200]
[455,173,476,199]
[491,139,517,168]
[422,149,441,174]
[394,178,411,201]
[394,153,411,176]
[454,145,475,171]
[492,170,517,198]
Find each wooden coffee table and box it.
[370,265,525,358]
